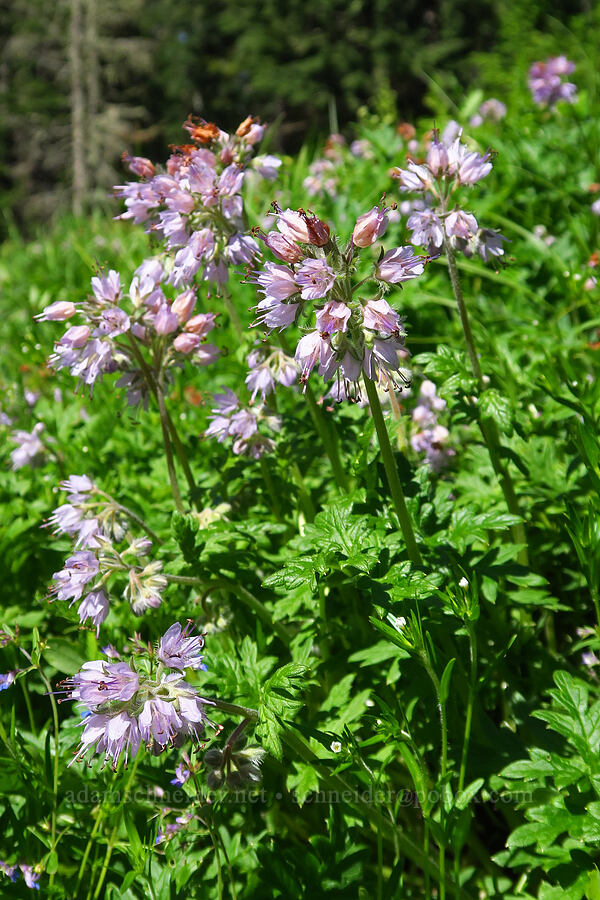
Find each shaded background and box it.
[0,0,596,235]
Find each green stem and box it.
[363,375,422,565]
[259,457,284,521]
[276,332,348,492]
[89,753,143,900]
[164,575,291,645]
[458,622,477,795]
[454,621,478,896]
[444,240,529,565]
[208,698,258,719]
[424,821,431,900]
[36,666,60,887]
[20,679,36,735]
[127,335,196,497]
[222,286,245,340]
[291,461,316,521]
[422,658,448,900]
[156,381,185,513]
[304,382,349,492]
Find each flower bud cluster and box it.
[204,387,281,458]
[410,380,455,472]
[528,57,577,107]
[116,115,280,291]
[469,98,507,128]
[39,267,220,399]
[47,475,165,631]
[61,622,212,769]
[394,127,507,264]
[247,203,428,399]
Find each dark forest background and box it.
[0,0,597,236]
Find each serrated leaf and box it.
[479,389,514,434]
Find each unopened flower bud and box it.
[426,140,449,177]
[352,206,388,248]
[121,152,156,179]
[304,213,330,247]
[35,301,77,322]
[204,748,224,768]
[174,332,201,354]
[171,289,196,324]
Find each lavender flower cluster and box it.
[48,475,166,631]
[393,126,507,263]
[61,622,211,769]
[528,56,577,107]
[37,116,280,400]
[410,380,455,472]
[246,203,428,399]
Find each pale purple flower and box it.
[276,208,310,243]
[295,331,335,384]
[468,228,508,262]
[60,474,94,496]
[407,210,444,249]
[69,660,139,707]
[153,304,179,335]
[171,762,191,786]
[253,154,282,180]
[529,57,577,106]
[426,140,449,177]
[73,710,141,768]
[77,589,109,636]
[20,865,40,890]
[0,861,18,881]
[254,295,299,331]
[470,99,507,126]
[94,307,130,338]
[225,233,259,265]
[376,247,426,283]
[445,210,478,240]
[126,562,166,615]
[51,550,99,603]
[10,423,46,470]
[138,696,183,749]
[592,198,600,216]
[0,671,16,691]
[246,362,275,402]
[295,258,336,300]
[158,622,206,671]
[411,424,454,472]
[315,300,351,334]
[362,298,404,336]
[254,262,298,300]
[91,270,121,304]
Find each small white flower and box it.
[458,577,469,589]
[330,741,342,753]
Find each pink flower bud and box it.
[61,325,90,347]
[426,140,449,177]
[263,232,304,263]
[352,206,388,248]
[171,289,196,324]
[185,312,217,337]
[35,301,77,322]
[173,333,201,354]
[154,304,179,335]
[121,152,156,179]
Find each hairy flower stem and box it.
[127,335,197,498]
[363,376,422,565]
[88,752,143,900]
[421,654,448,900]
[454,621,478,894]
[156,383,185,513]
[37,664,61,887]
[444,240,529,565]
[165,574,291,645]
